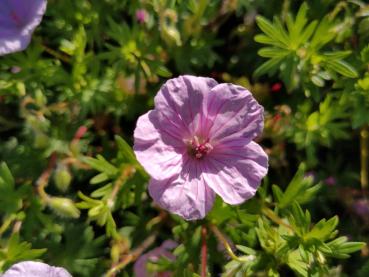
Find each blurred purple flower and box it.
[304,171,316,181]
[352,199,369,217]
[135,9,148,24]
[10,66,21,74]
[325,176,336,186]
[134,75,268,220]
[0,0,47,56]
[2,261,71,277]
[134,240,177,277]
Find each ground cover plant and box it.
[0,0,368,276]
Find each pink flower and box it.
[2,261,71,277]
[0,0,47,56]
[134,75,268,220]
[135,9,148,24]
[325,176,336,186]
[134,240,177,277]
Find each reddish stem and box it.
[36,152,57,187]
[72,125,88,143]
[201,225,207,277]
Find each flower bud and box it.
[54,165,72,192]
[33,131,49,149]
[48,197,80,218]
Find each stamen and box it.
[188,136,213,159]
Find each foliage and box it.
[0,0,368,276]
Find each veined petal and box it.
[2,261,72,277]
[0,34,30,56]
[203,141,268,205]
[203,83,264,145]
[0,0,47,56]
[134,111,186,180]
[134,240,177,277]
[154,75,218,136]
[149,161,216,220]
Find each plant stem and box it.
[42,44,71,63]
[0,214,16,237]
[36,153,57,202]
[209,224,243,262]
[105,233,157,277]
[261,206,294,232]
[361,126,368,189]
[201,225,207,277]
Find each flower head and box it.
[352,199,369,217]
[135,9,148,24]
[2,261,71,277]
[134,240,177,277]
[134,75,268,220]
[0,0,47,56]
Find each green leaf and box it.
[278,164,320,209]
[272,184,283,203]
[156,65,173,78]
[90,172,109,185]
[297,20,318,46]
[256,16,288,48]
[84,155,118,176]
[311,75,325,87]
[0,162,14,188]
[323,51,352,60]
[325,60,358,78]
[327,236,365,259]
[294,2,309,34]
[254,57,283,77]
[115,135,136,164]
[258,47,290,58]
[304,216,339,241]
[254,34,287,48]
[236,245,256,255]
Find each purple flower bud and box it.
[325,176,336,186]
[352,199,369,217]
[135,9,148,24]
[10,66,22,74]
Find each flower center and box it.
[187,136,213,159]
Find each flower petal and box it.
[0,0,47,56]
[149,161,216,220]
[2,261,72,277]
[203,141,268,205]
[134,240,177,277]
[203,83,264,144]
[0,34,30,56]
[154,75,218,136]
[134,111,186,180]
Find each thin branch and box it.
[201,225,207,277]
[105,233,157,277]
[261,207,294,232]
[209,224,243,262]
[36,153,57,201]
[360,126,368,189]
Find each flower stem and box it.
[201,225,207,277]
[209,224,243,262]
[261,206,294,232]
[36,153,57,202]
[360,126,368,189]
[105,233,157,277]
[0,214,17,237]
[42,44,71,63]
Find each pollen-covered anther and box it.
[189,136,213,159]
